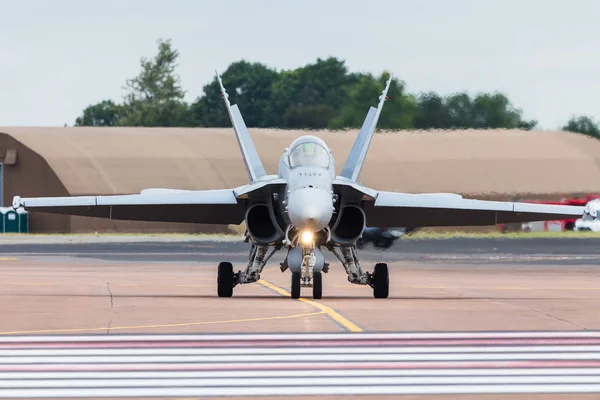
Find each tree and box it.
[73,41,544,132]
[329,72,417,130]
[269,57,359,128]
[73,39,189,127]
[117,38,189,126]
[188,60,279,127]
[414,92,450,129]
[563,116,600,138]
[442,92,536,130]
[471,93,536,130]
[75,100,122,126]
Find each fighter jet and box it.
[12,73,592,299]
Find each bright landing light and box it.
[301,231,314,244]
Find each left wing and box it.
[362,191,587,228]
[12,189,246,224]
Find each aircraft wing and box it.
[362,191,587,228]
[12,189,246,224]
[11,73,283,226]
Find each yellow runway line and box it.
[258,279,363,333]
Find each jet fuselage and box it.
[278,135,336,234]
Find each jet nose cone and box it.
[301,207,321,226]
[287,188,333,233]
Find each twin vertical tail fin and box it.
[216,70,392,184]
[340,74,394,182]
[216,71,267,183]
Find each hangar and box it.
[1,127,600,233]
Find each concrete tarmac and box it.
[1,236,600,398]
[1,238,600,334]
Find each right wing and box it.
[216,71,267,183]
[12,189,246,224]
[340,74,393,182]
[362,191,587,228]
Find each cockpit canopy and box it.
[288,141,330,168]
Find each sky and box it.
[1,0,599,129]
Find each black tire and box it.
[217,262,234,298]
[373,263,389,299]
[291,271,301,299]
[313,272,322,299]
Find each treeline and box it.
[75,39,600,138]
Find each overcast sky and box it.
[1,0,599,129]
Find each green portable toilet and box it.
[17,208,28,233]
[0,208,4,233]
[3,208,19,233]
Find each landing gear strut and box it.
[292,241,324,299]
[217,241,278,298]
[331,245,389,298]
[282,228,327,300]
[217,236,388,299]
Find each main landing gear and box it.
[217,241,277,298]
[217,241,389,299]
[329,245,389,298]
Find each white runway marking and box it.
[1,331,600,397]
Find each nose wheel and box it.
[312,272,322,299]
[290,271,323,299]
[291,272,301,299]
[290,271,323,300]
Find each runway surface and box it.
[4,331,600,398]
[3,237,600,264]
[1,236,600,398]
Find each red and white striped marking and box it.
[1,331,600,397]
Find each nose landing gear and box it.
[284,229,327,300]
[290,244,323,299]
